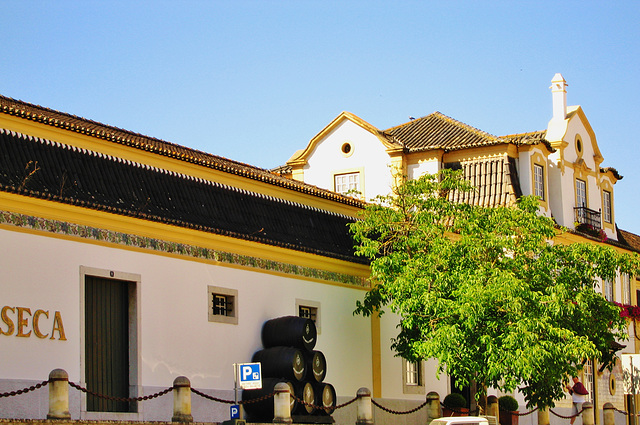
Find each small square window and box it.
[296,299,320,333]
[208,286,238,325]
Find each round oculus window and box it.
[341,143,352,155]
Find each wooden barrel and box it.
[293,381,316,415]
[262,316,317,351]
[252,347,306,381]
[312,382,336,415]
[305,350,327,383]
[242,378,296,421]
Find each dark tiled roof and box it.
[617,229,640,253]
[0,95,365,209]
[383,112,552,153]
[445,156,522,207]
[0,129,365,263]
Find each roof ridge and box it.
[0,94,366,209]
[431,111,499,141]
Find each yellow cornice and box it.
[286,112,396,167]
[0,191,370,283]
[0,114,362,218]
[571,106,603,164]
[443,144,511,163]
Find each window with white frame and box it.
[623,273,631,305]
[576,179,587,208]
[534,164,545,200]
[583,361,594,403]
[402,359,425,394]
[604,278,614,302]
[603,190,612,223]
[334,172,360,196]
[208,286,238,324]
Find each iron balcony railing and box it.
[574,206,602,230]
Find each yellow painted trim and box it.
[443,144,510,163]
[286,112,395,167]
[0,114,362,217]
[371,313,382,397]
[0,192,370,281]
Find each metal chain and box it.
[372,398,428,415]
[550,407,584,419]
[191,388,275,405]
[0,380,48,398]
[335,396,358,409]
[499,406,539,417]
[68,381,172,402]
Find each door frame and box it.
[80,266,142,420]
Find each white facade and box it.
[0,225,374,422]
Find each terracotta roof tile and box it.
[0,95,365,209]
[0,128,365,263]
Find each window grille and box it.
[299,306,317,323]
[213,294,232,316]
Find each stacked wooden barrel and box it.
[242,316,336,423]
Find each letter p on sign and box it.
[238,362,262,390]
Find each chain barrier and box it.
[0,380,49,398]
[372,398,428,415]
[68,381,172,402]
[550,407,584,419]
[289,393,358,414]
[191,388,276,405]
[499,406,539,416]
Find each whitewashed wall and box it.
[0,227,373,421]
[303,120,393,200]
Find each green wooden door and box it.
[85,276,132,412]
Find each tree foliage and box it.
[350,169,639,408]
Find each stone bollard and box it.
[581,402,594,425]
[47,369,71,419]
[537,407,550,425]
[426,391,441,425]
[487,395,499,424]
[273,382,292,424]
[603,403,615,425]
[172,376,193,422]
[356,387,374,425]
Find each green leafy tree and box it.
[350,169,639,409]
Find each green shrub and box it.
[443,392,467,409]
[498,395,519,412]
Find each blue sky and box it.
[2,1,639,233]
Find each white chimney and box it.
[550,73,567,120]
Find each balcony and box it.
[574,206,602,230]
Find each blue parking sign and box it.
[238,362,262,390]
[230,404,240,419]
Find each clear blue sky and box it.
[2,1,639,233]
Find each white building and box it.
[0,95,397,423]
[281,74,640,424]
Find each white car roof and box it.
[431,416,490,425]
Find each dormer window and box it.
[335,172,360,196]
